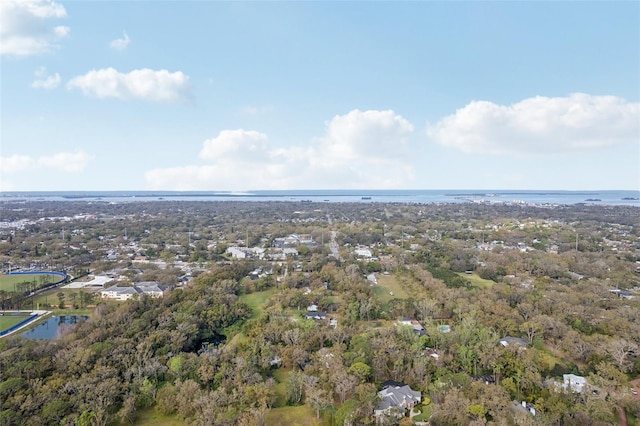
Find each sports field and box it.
[0,273,63,292]
[0,312,32,330]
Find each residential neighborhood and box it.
[1,199,639,425]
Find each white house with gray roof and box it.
[374,383,421,420]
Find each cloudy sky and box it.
[1,0,638,191]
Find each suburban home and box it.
[226,246,265,260]
[512,400,536,416]
[374,381,421,421]
[563,374,587,393]
[355,248,373,258]
[397,318,426,336]
[135,281,169,298]
[272,234,316,248]
[101,285,142,301]
[499,336,528,348]
[304,311,327,320]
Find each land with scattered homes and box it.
[0,199,639,425]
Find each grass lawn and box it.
[272,368,292,407]
[456,273,495,289]
[239,289,274,318]
[412,404,433,422]
[0,314,31,331]
[265,405,322,426]
[0,273,61,292]
[133,407,184,425]
[27,288,94,310]
[374,274,410,302]
[538,346,574,375]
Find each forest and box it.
[0,200,639,425]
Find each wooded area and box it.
[0,200,639,425]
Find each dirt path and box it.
[617,405,627,426]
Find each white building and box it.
[101,282,168,301]
[563,374,587,393]
[101,285,141,301]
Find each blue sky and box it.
[1,0,638,191]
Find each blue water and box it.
[22,315,87,340]
[1,190,639,206]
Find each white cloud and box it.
[31,66,60,89]
[427,93,640,155]
[145,109,415,190]
[37,151,93,172]
[320,109,414,163]
[1,151,92,174]
[0,0,69,57]
[109,31,130,51]
[0,154,34,173]
[199,130,269,162]
[67,67,192,102]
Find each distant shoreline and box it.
[1,189,638,207]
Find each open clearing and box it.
[28,288,94,310]
[264,405,321,426]
[456,272,495,289]
[239,289,274,318]
[374,273,410,302]
[134,408,184,426]
[0,273,62,292]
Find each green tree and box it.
[56,291,65,309]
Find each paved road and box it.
[329,230,341,261]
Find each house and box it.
[226,246,266,260]
[226,246,249,259]
[397,318,426,336]
[473,375,496,385]
[499,336,528,348]
[304,311,327,320]
[101,282,168,301]
[355,248,373,258]
[512,400,536,416]
[273,234,316,248]
[101,285,141,301]
[563,374,587,393]
[619,290,636,300]
[425,347,440,360]
[135,281,168,298]
[374,382,421,420]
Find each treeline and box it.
[0,270,252,425]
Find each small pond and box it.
[22,315,88,340]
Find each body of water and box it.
[1,190,639,206]
[22,315,88,340]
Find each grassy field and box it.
[272,368,292,407]
[374,274,410,302]
[27,288,94,310]
[0,273,61,292]
[239,289,274,318]
[0,313,31,331]
[456,273,495,289]
[135,404,321,426]
[134,407,184,425]
[264,405,322,426]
